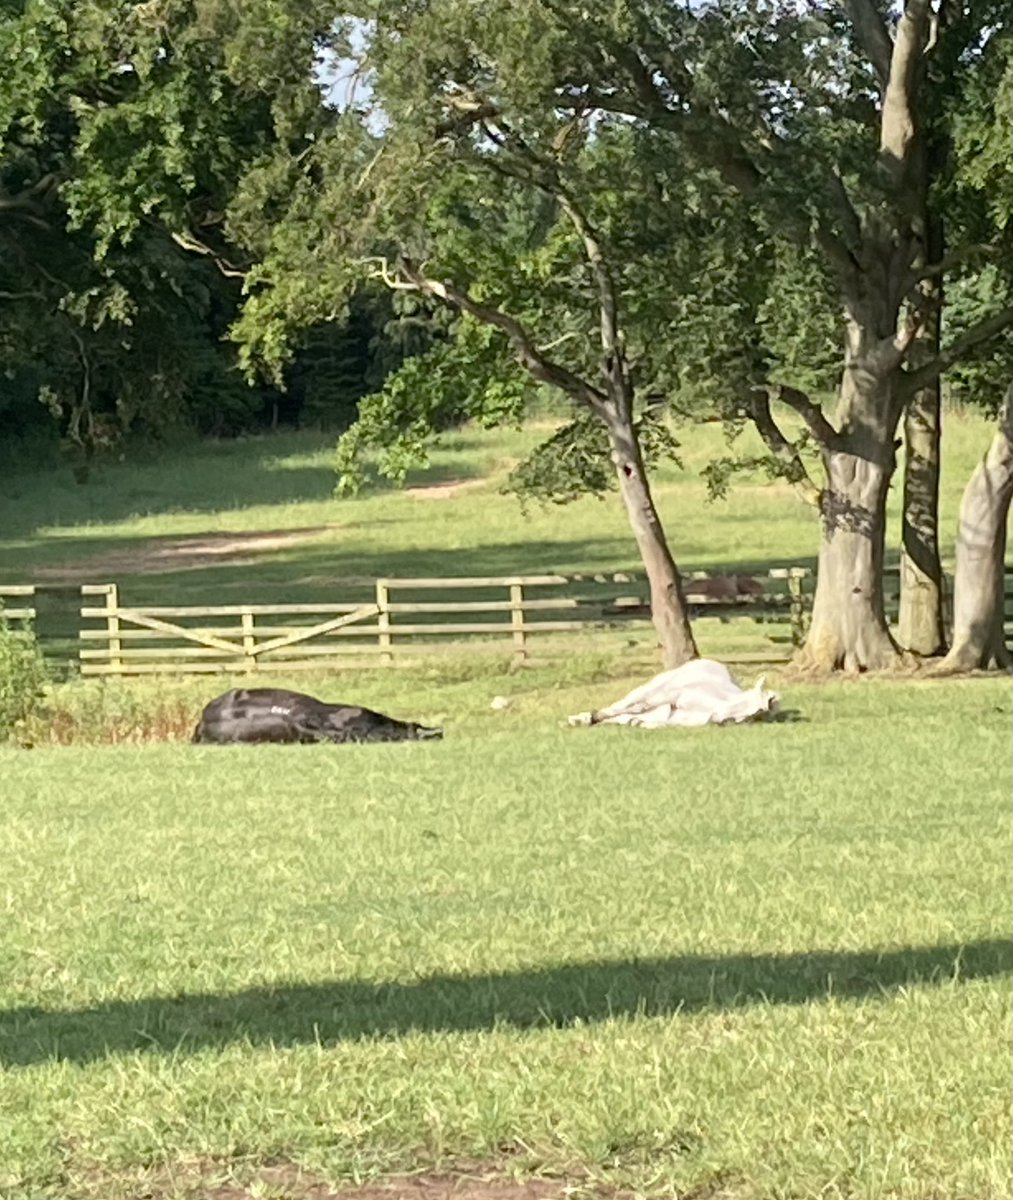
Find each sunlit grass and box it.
[1,675,1010,1199]
[1,413,1009,1198]
[0,410,997,606]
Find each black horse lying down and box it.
[192,687,443,745]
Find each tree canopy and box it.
[2,0,1011,670]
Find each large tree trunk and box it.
[797,334,904,672]
[402,242,697,668]
[606,414,698,668]
[935,387,1013,673]
[898,215,945,656]
[798,447,901,671]
[898,373,945,654]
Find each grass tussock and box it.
[18,680,197,744]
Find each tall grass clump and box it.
[21,678,198,744]
[0,608,49,739]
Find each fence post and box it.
[375,579,393,665]
[241,608,257,672]
[509,582,527,665]
[104,583,123,676]
[788,569,807,647]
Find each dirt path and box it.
[31,527,336,582]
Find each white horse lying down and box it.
[569,658,779,728]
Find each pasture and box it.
[1,678,1010,1200]
[1,415,1010,1199]
[0,409,994,606]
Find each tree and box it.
[898,12,1013,655]
[217,8,705,665]
[934,31,1013,671]
[1,0,420,459]
[0,0,270,463]
[546,0,1013,669]
[18,0,1011,675]
[21,1,699,662]
[935,382,1013,671]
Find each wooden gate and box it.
[78,584,384,675]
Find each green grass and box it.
[0,410,996,605]
[1,416,1009,1198]
[1,674,1010,1199]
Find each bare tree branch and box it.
[814,216,863,290]
[561,68,863,286]
[899,307,1013,399]
[536,331,580,353]
[907,242,999,287]
[777,385,840,448]
[827,169,864,256]
[439,107,631,409]
[436,91,500,138]
[842,0,894,88]
[750,389,823,507]
[554,188,626,396]
[66,326,92,451]
[880,0,933,187]
[169,229,246,278]
[362,256,423,291]
[388,255,609,413]
[876,294,936,369]
[0,206,51,231]
[0,176,58,230]
[564,56,765,199]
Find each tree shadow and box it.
[11,537,641,605]
[2,937,1005,1068]
[0,432,492,541]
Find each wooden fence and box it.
[0,568,1006,677]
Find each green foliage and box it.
[701,434,819,502]
[947,29,1013,236]
[4,0,1009,517]
[504,407,682,506]
[943,32,1013,412]
[0,0,394,462]
[336,322,532,495]
[0,610,49,739]
[945,266,1013,412]
[504,409,615,505]
[0,0,270,462]
[757,243,842,398]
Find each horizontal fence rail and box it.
[2,568,1007,678]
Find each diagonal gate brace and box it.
[116,610,245,655]
[252,604,381,656]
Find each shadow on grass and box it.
[8,534,819,604]
[2,937,1005,1066]
[0,431,493,541]
[12,537,642,605]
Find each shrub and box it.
[0,608,50,739]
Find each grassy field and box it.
[0,409,996,605]
[1,416,1010,1199]
[2,675,1011,1200]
